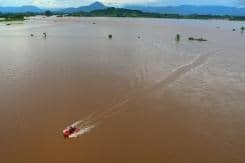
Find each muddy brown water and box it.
[0,17,245,163]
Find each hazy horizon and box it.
[0,0,245,8]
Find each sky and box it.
[0,0,244,8]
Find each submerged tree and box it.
[241,26,245,34]
[176,34,180,42]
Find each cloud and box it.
[0,0,243,7]
[238,0,245,6]
[0,0,90,7]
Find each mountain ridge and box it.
[59,1,107,13]
[0,5,43,13]
[0,2,245,16]
[124,5,245,16]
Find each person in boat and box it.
[69,126,76,133]
[63,126,77,138]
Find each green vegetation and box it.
[0,12,38,22]
[68,7,182,18]
[67,7,245,21]
[0,14,25,22]
[45,10,53,17]
[241,26,245,34]
[108,34,112,39]
[188,37,207,42]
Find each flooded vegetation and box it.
[188,37,207,41]
[108,34,112,39]
[0,17,245,163]
[0,14,25,22]
[175,34,180,42]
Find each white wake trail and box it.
[66,50,222,138]
[69,125,96,138]
[64,96,132,138]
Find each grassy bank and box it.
[0,14,24,22]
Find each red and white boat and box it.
[63,120,95,138]
[62,121,82,138]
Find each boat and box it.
[62,121,82,138]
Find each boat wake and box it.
[69,125,95,138]
[64,50,222,138]
[63,120,96,138]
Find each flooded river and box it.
[0,17,245,163]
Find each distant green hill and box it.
[68,7,180,18]
[67,7,245,21]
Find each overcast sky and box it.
[0,0,244,8]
